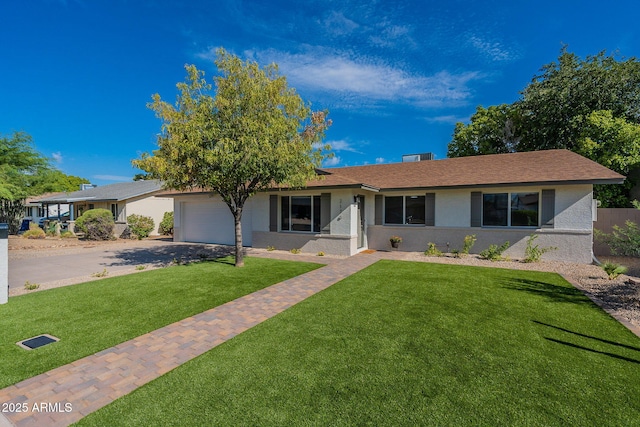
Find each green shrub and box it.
[290,248,301,254]
[24,281,40,290]
[596,221,640,257]
[92,268,108,278]
[479,241,510,261]
[602,262,628,280]
[462,234,476,255]
[266,245,276,251]
[22,223,45,239]
[424,243,442,257]
[451,249,461,258]
[523,234,557,263]
[127,214,155,240]
[75,209,115,240]
[60,231,75,238]
[317,251,325,256]
[159,211,174,235]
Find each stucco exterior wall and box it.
[366,184,595,263]
[252,231,356,256]
[175,184,596,262]
[367,226,592,263]
[126,195,174,235]
[251,189,361,255]
[554,185,594,230]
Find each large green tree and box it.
[447,104,520,157]
[0,131,90,233]
[31,169,89,194]
[0,132,49,233]
[517,49,640,152]
[576,110,640,207]
[133,49,332,266]
[447,48,640,207]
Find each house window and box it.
[111,203,118,221]
[281,196,321,232]
[384,196,425,225]
[482,192,539,227]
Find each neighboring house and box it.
[37,180,173,236]
[168,150,624,263]
[23,193,69,227]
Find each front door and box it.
[356,195,365,249]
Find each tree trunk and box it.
[234,210,244,267]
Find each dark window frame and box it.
[482,192,540,228]
[280,195,321,233]
[384,195,426,226]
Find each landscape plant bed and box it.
[0,257,322,389]
[78,261,640,426]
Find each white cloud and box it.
[327,139,362,153]
[248,49,481,109]
[322,11,359,36]
[369,22,415,49]
[323,156,341,167]
[375,157,386,164]
[425,115,469,124]
[93,175,131,182]
[468,36,518,62]
[51,152,63,163]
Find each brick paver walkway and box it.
[0,253,380,427]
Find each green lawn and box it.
[77,260,640,426]
[0,257,322,389]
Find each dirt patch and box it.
[9,235,171,251]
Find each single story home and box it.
[168,150,624,263]
[37,180,173,236]
[23,192,69,229]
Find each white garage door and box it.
[182,199,253,246]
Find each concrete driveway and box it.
[8,240,234,291]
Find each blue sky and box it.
[2,1,639,186]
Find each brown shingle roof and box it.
[313,149,624,190]
[160,150,625,196]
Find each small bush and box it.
[602,262,628,280]
[424,243,442,257]
[91,268,108,278]
[451,249,461,258]
[135,265,146,270]
[75,209,114,240]
[45,222,58,236]
[479,241,510,261]
[159,211,174,235]
[24,281,40,290]
[524,234,557,263]
[317,251,325,256]
[290,248,301,254]
[127,214,155,240]
[462,234,476,255]
[596,221,640,257]
[266,245,276,251]
[22,223,45,239]
[60,231,75,238]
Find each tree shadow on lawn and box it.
[533,320,640,352]
[102,243,235,267]
[501,278,592,305]
[544,337,640,364]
